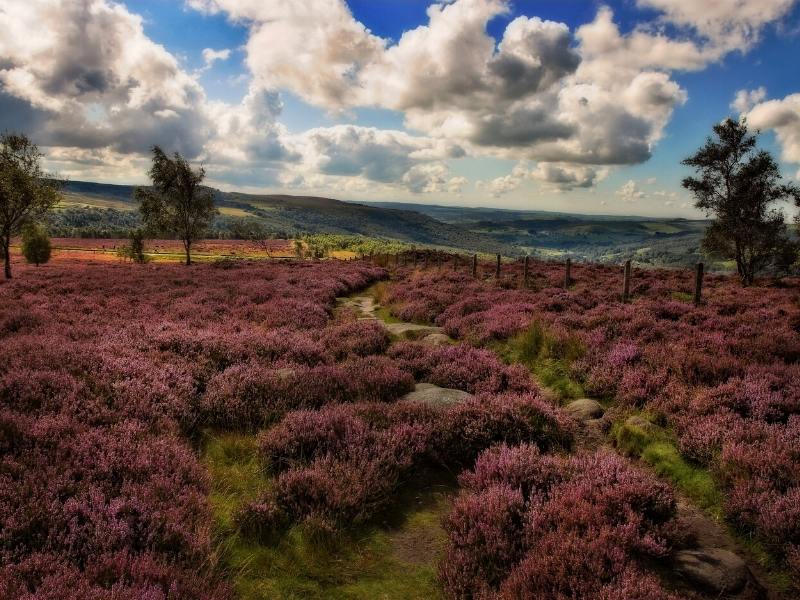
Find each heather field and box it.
[1,255,798,599]
[6,238,295,264]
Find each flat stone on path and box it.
[673,548,748,595]
[420,333,453,346]
[336,296,378,318]
[400,383,472,407]
[564,398,605,421]
[385,322,443,338]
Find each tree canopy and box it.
[0,133,62,278]
[682,118,800,285]
[135,147,217,265]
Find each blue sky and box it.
[3,0,800,217]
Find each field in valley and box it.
[1,251,798,599]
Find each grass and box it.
[611,415,723,517]
[201,430,449,600]
[497,320,585,400]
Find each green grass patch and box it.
[670,291,693,302]
[611,416,723,517]
[202,431,449,600]
[498,320,585,400]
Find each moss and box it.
[498,320,585,400]
[202,431,448,600]
[611,417,723,518]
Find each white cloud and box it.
[530,162,604,190]
[746,93,800,174]
[201,47,231,70]
[616,179,646,202]
[731,87,767,113]
[637,0,796,53]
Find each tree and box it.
[21,223,51,266]
[0,133,62,278]
[118,228,149,264]
[134,147,217,265]
[682,118,800,285]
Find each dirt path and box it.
[341,287,782,599]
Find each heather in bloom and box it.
[0,259,385,596]
[441,446,680,599]
[388,264,800,571]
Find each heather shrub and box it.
[441,447,679,599]
[319,319,390,359]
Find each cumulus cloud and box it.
[616,179,646,202]
[0,0,212,157]
[637,0,796,53]
[746,93,800,176]
[731,87,767,113]
[201,47,231,70]
[530,162,603,190]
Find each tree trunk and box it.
[2,237,11,279]
[184,239,192,266]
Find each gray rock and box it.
[674,548,748,594]
[420,333,453,346]
[625,415,659,434]
[564,398,604,421]
[385,322,443,338]
[400,383,472,407]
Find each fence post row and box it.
[694,262,704,305]
[622,259,632,303]
[495,254,501,279]
[472,254,477,278]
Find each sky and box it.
[2,1,800,217]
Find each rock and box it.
[625,415,659,434]
[420,333,452,346]
[673,548,748,595]
[400,383,472,407]
[385,322,443,338]
[564,398,604,421]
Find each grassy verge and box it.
[202,430,449,600]
[495,320,585,400]
[611,416,793,591]
[611,415,723,517]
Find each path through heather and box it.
[349,281,782,600]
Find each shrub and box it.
[441,447,679,599]
[21,223,51,266]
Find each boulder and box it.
[673,548,748,595]
[625,415,659,434]
[400,383,472,407]
[420,333,452,346]
[564,398,604,421]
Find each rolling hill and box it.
[53,180,714,267]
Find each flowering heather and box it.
[241,392,571,533]
[388,264,800,569]
[441,445,681,599]
[0,259,384,596]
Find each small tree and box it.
[682,118,800,285]
[0,133,62,278]
[118,229,148,263]
[21,223,51,266]
[135,147,217,265]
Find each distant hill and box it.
[57,181,515,254]
[53,181,716,267]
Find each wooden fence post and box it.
[495,254,501,279]
[694,262,704,305]
[436,253,442,269]
[413,252,418,268]
[523,255,529,288]
[452,254,458,271]
[423,253,428,269]
[472,254,477,278]
[564,258,571,289]
[622,259,631,303]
